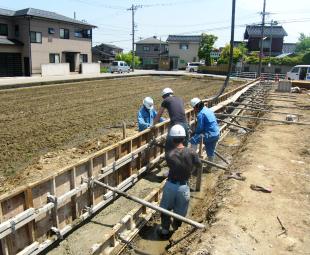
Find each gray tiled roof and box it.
[0,8,15,16]
[244,25,287,38]
[136,37,167,45]
[0,7,95,27]
[167,35,201,42]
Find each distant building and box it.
[282,43,296,54]
[135,36,167,69]
[244,25,287,56]
[92,43,123,65]
[167,35,201,69]
[0,7,96,76]
[210,49,220,60]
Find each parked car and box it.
[185,62,202,72]
[286,65,310,80]
[110,61,130,73]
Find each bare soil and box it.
[165,92,310,255]
[0,76,242,194]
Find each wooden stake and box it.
[195,138,203,192]
[122,121,126,139]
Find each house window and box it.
[0,23,8,36]
[180,44,189,50]
[74,29,92,38]
[143,46,150,51]
[48,28,55,34]
[80,54,88,63]
[30,31,42,43]
[154,46,159,52]
[14,25,19,37]
[60,28,69,39]
[49,53,60,63]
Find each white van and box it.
[185,62,202,72]
[110,61,130,73]
[286,65,310,81]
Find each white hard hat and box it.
[169,124,186,137]
[190,97,201,108]
[162,87,174,97]
[143,97,154,110]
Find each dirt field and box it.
[0,76,242,194]
[164,92,310,255]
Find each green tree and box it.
[295,33,310,53]
[115,52,141,67]
[198,33,218,66]
[218,44,246,64]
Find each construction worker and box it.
[159,124,202,237]
[153,88,189,152]
[189,97,220,165]
[137,97,164,131]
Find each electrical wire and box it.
[209,0,236,101]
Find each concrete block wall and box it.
[41,63,70,76]
[81,63,100,75]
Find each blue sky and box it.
[1,0,309,51]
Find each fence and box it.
[0,80,258,255]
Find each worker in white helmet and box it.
[137,97,164,131]
[153,88,189,152]
[158,124,201,237]
[189,97,219,166]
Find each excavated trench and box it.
[122,127,251,255]
[43,82,265,255]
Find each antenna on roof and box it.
[74,11,76,19]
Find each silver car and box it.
[110,61,130,73]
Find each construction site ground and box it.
[0,75,243,195]
[160,92,310,255]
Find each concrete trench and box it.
[44,81,267,255]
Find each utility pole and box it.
[159,37,162,70]
[258,0,267,77]
[127,4,142,72]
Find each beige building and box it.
[167,35,201,69]
[0,7,96,76]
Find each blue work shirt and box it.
[137,106,164,131]
[190,106,220,144]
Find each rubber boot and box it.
[205,156,215,173]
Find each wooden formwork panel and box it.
[0,81,257,255]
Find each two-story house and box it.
[166,35,201,69]
[135,36,167,69]
[0,7,96,77]
[244,25,288,56]
[92,43,123,65]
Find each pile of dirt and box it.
[0,76,242,194]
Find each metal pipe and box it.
[93,180,206,229]
[200,159,228,170]
[216,113,310,125]
[218,118,253,131]
[226,106,302,116]
[214,151,230,165]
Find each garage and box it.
[0,52,23,77]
